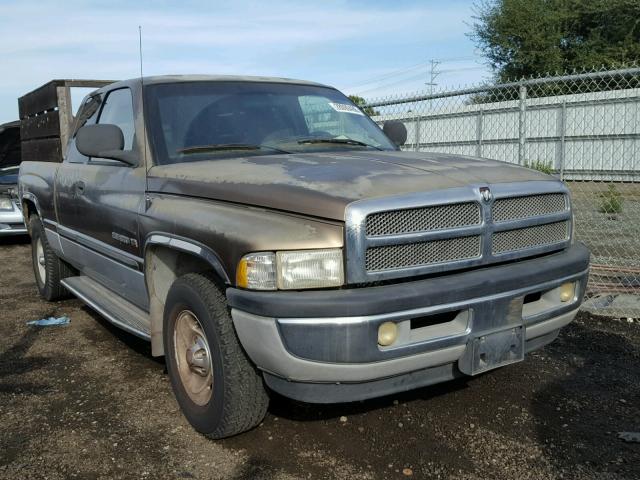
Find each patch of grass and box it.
[524,160,555,175]
[598,184,624,214]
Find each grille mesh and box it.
[366,236,482,271]
[492,221,569,254]
[366,202,481,236]
[493,193,567,222]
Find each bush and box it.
[524,160,555,175]
[598,184,624,214]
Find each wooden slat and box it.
[21,137,62,163]
[18,81,63,119]
[18,79,115,162]
[64,79,115,89]
[20,110,61,140]
[591,263,640,274]
[18,80,115,119]
[57,86,73,149]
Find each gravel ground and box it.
[0,236,639,480]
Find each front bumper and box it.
[227,243,590,403]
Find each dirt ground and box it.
[0,236,639,480]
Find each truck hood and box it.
[147,151,554,221]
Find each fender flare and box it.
[20,191,43,219]
[143,232,230,285]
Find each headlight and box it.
[236,248,344,290]
[276,249,344,290]
[0,196,14,211]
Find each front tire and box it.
[29,215,73,301]
[163,273,269,439]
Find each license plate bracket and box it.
[459,325,525,375]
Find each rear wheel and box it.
[163,272,269,438]
[29,216,73,301]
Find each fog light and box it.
[378,322,398,346]
[559,282,575,302]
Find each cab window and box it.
[98,88,135,150]
[66,94,102,163]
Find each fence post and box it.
[415,114,421,152]
[518,85,527,165]
[476,107,484,157]
[559,100,567,180]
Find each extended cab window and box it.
[98,88,135,150]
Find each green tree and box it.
[348,95,379,116]
[470,0,640,82]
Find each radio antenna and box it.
[139,25,150,208]
[138,25,144,79]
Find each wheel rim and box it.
[173,310,213,406]
[35,238,46,284]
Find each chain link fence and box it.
[364,66,640,318]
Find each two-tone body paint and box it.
[17,74,564,323]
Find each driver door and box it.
[56,87,148,309]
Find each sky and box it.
[0,0,491,124]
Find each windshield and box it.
[145,81,396,164]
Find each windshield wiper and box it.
[296,137,383,151]
[177,143,290,155]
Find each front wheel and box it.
[29,215,73,301]
[163,272,269,439]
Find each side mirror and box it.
[383,120,407,147]
[76,124,137,166]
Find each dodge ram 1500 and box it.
[19,75,590,438]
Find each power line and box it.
[343,62,427,90]
[439,66,486,74]
[343,54,485,92]
[354,71,431,95]
[431,55,479,63]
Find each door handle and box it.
[74,181,85,195]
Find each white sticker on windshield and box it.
[329,102,365,115]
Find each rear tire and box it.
[29,216,74,301]
[163,272,269,439]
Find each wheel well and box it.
[20,199,37,234]
[22,198,37,218]
[145,245,228,356]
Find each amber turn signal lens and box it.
[236,258,247,288]
[559,282,575,302]
[378,322,398,346]
[236,252,277,290]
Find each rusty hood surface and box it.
[147,151,554,221]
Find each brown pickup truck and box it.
[18,75,590,438]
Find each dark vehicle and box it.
[0,120,25,236]
[18,76,590,438]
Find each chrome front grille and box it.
[366,236,482,271]
[345,181,573,284]
[492,221,570,254]
[493,193,567,222]
[366,202,480,236]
